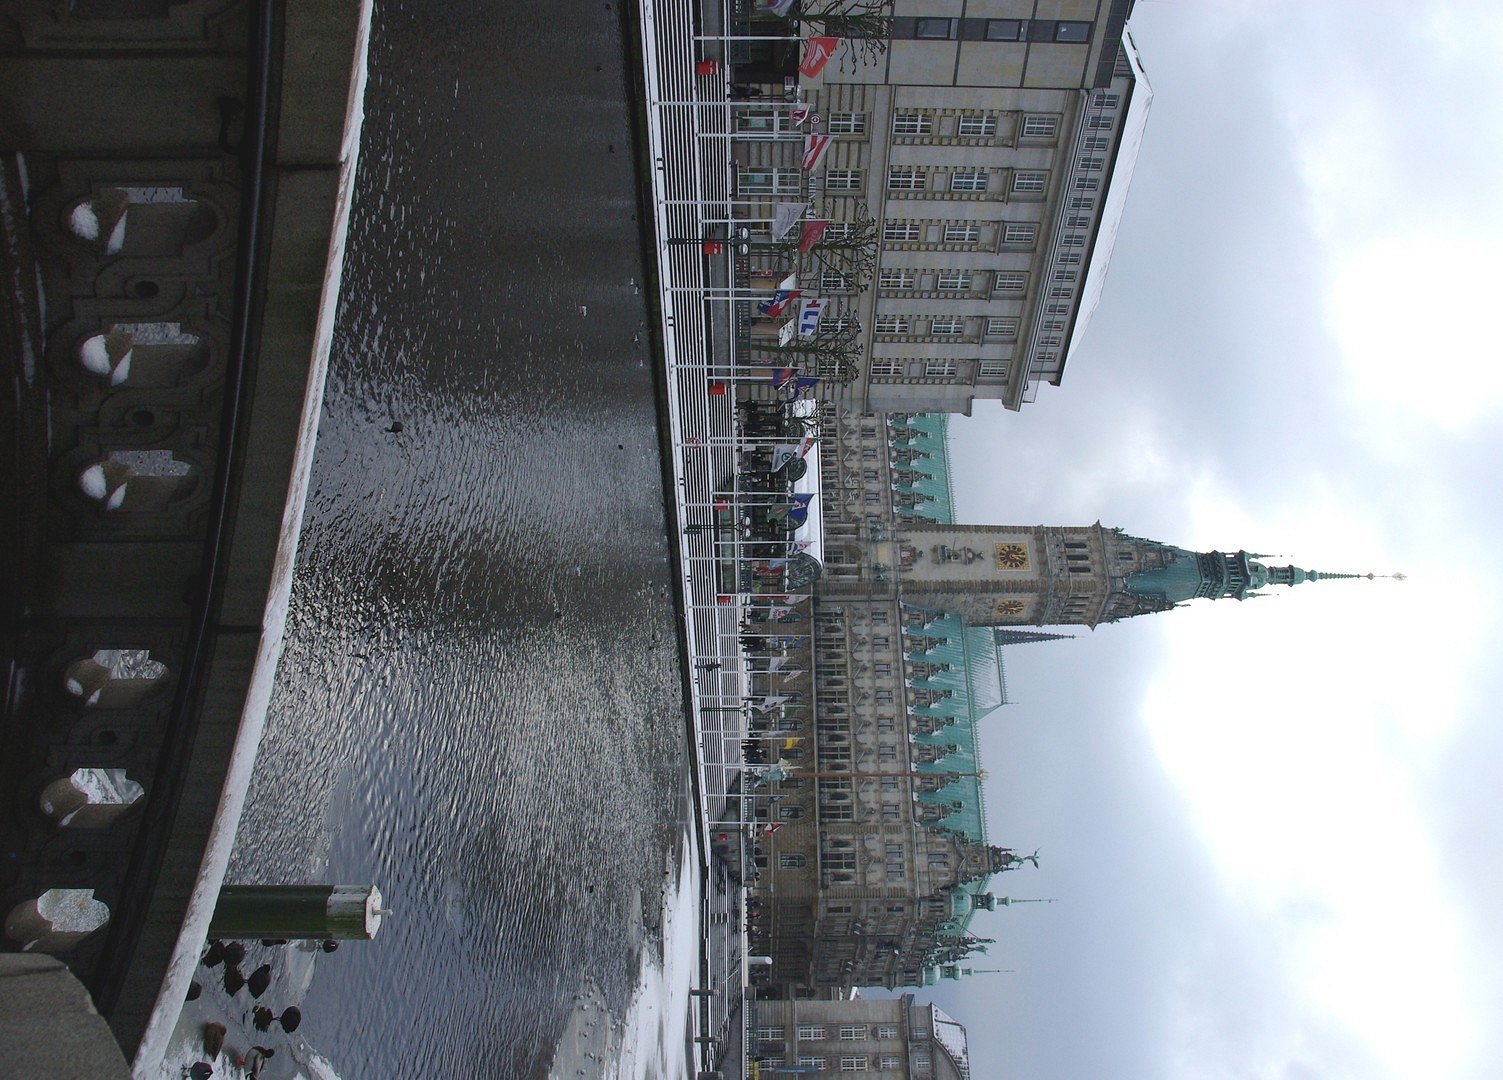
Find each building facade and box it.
[753,992,971,1079]
[749,408,1358,996]
[729,1,1151,412]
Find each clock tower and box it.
[890,522,1366,628]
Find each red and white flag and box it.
[790,106,819,126]
[799,37,839,78]
[801,133,834,171]
[797,219,830,252]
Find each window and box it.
[1079,156,1105,172]
[943,222,979,243]
[878,745,898,761]
[985,18,1023,40]
[840,1026,867,1041]
[1083,135,1112,152]
[1093,92,1121,109]
[874,315,909,334]
[779,804,805,819]
[949,169,987,192]
[823,849,858,870]
[1054,269,1078,282]
[1012,171,1047,194]
[821,270,851,291]
[824,222,854,242]
[914,17,952,39]
[957,113,996,137]
[840,1056,870,1071]
[779,853,806,869]
[930,316,963,336]
[799,1056,826,1069]
[738,167,801,195]
[887,166,925,191]
[995,272,1026,293]
[883,221,920,243]
[986,316,1019,338]
[1087,114,1114,130]
[826,169,864,192]
[758,1027,782,1042]
[871,358,903,377]
[892,112,932,136]
[879,269,916,290]
[1075,177,1100,191]
[880,1056,902,1069]
[882,803,902,821]
[979,359,1009,378]
[1066,215,1092,229]
[1003,223,1036,245]
[828,112,866,135]
[736,111,791,134]
[924,359,958,377]
[1069,196,1096,211]
[937,270,969,290]
[1054,20,1090,42]
[1021,114,1057,138]
[914,1052,931,1068]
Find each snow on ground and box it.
[610,831,701,1080]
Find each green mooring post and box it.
[209,885,386,941]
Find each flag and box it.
[756,273,799,317]
[797,298,827,336]
[750,695,789,712]
[801,134,834,171]
[799,36,839,78]
[778,317,798,346]
[762,822,784,836]
[788,492,814,523]
[766,656,790,672]
[791,376,821,398]
[797,219,829,252]
[760,0,797,13]
[780,668,806,681]
[770,368,797,390]
[764,605,792,620]
[770,201,805,240]
[780,635,807,649]
[790,106,816,125]
[770,442,800,471]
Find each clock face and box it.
[995,543,1030,570]
[993,598,1027,618]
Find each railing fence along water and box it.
[638,0,828,1070]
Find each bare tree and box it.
[783,0,894,70]
[759,204,879,287]
[749,321,864,384]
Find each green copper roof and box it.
[888,414,955,524]
[902,608,1012,943]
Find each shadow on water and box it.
[225,0,688,1075]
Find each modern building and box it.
[752,991,971,1079]
[728,1,1151,413]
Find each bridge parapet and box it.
[0,0,369,1065]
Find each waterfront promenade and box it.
[636,0,774,1073]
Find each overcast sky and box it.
[915,3,1503,1077]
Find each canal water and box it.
[192,2,693,1076]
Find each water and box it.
[218,3,691,1075]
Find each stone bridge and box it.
[0,1,368,1070]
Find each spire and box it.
[992,629,1077,647]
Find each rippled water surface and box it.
[226,3,688,1075]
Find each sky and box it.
[916,3,1503,1077]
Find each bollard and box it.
[209,885,385,940]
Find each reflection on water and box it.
[226,1,689,1074]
